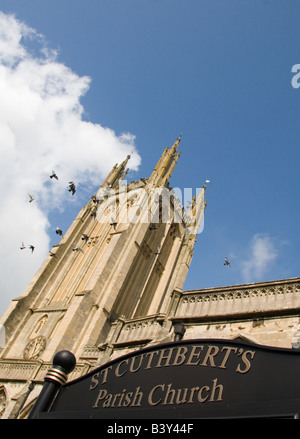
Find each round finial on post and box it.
[45,350,76,386]
[52,350,76,374]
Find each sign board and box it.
[41,339,300,418]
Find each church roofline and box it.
[182,277,300,295]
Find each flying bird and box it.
[205,179,211,183]
[82,234,89,242]
[56,227,63,237]
[67,181,76,195]
[72,246,83,253]
[155,246,161,255]
[20,242,26,250]
[224,257,231,267]
[50,170,58,180]
[28,194,36,203]
[29,245,35,253]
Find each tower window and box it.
[30,315,48,339]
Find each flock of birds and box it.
[20,170,77,255]
[20,172,232,269]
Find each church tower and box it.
[0,138,206,418]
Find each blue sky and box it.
[0,0,299,315]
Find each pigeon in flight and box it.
[224,257,231,267]
[67,181,76,195]
[155,246,161,255]
[20,242,26,250]
[72,246,83,252]
[29,245,35,253]
[186,200,195,209]
[56,227,63,237]
[28,194,36,203]
[82,234,89,242]
[50,170,58,180]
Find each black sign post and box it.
[28,350,76,419]
[33,339,300,419]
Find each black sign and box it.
[42,339,300,418]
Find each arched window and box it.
[30,315,48,339]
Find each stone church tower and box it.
[0,138,207,418]
[1,137,299,419]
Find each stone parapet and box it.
[174,278,300,322]
[113,314,166,346]
[0,359,88,383]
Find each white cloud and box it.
[0,11,141,315]
[241,234,278,282]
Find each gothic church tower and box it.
[0,138,206,418]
